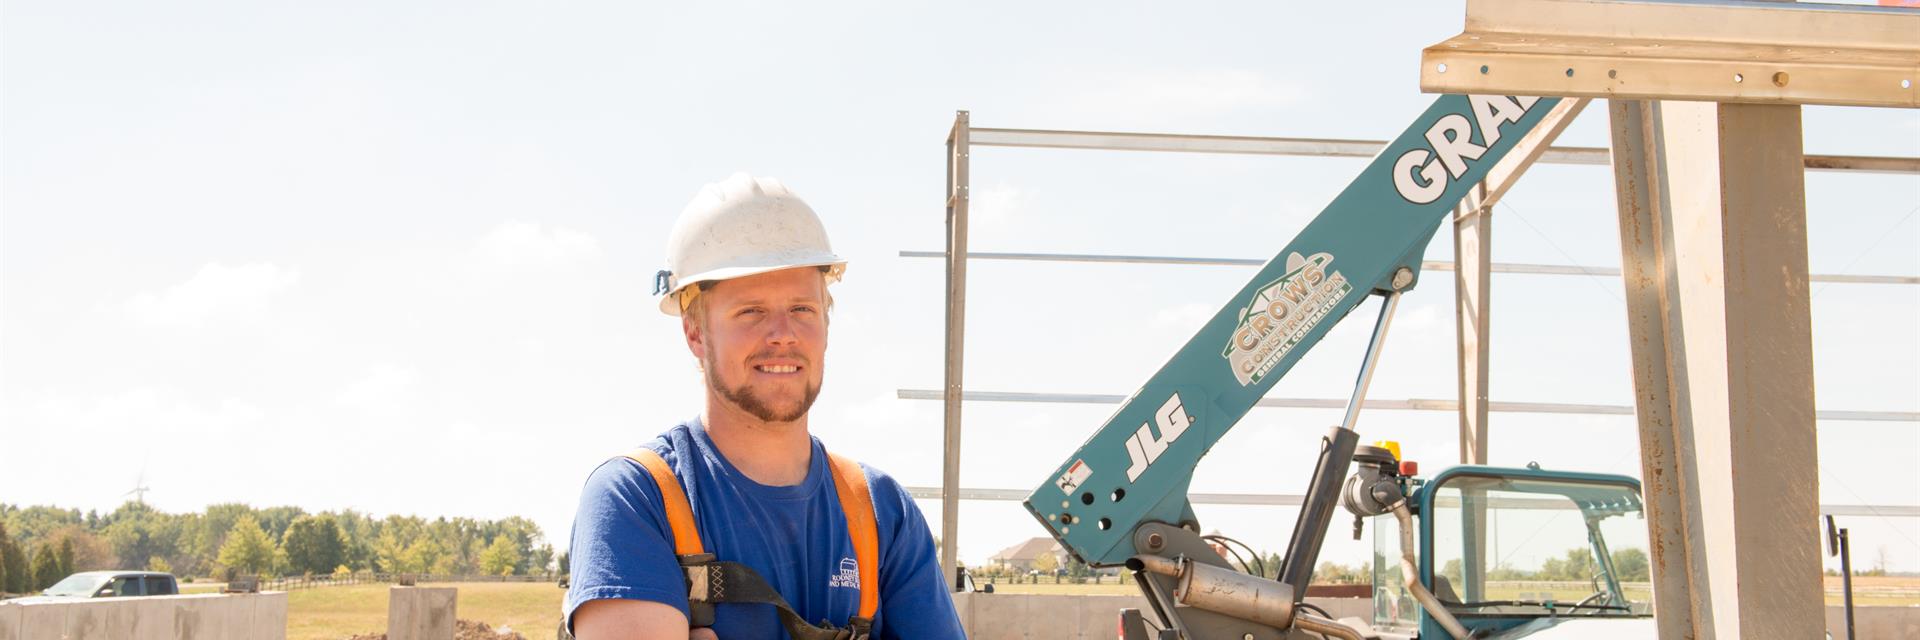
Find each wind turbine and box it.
[124,459,151,506]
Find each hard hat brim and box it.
[658,258,847,316]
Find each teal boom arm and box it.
[1024,94,1562,567]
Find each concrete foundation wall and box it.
[0,592,286,640]
[951,593,1369,640]
[951,594,1920,640]
[1825,605,1920,640]
[387,586,457,640]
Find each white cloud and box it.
[336,363,421,408]
[517,337,550,358]
[1398,303,1442,331]
[23,387,266,436]
[473,221,602,269]
[1,388,269,508]
[969,181,1026,227]
[825,391,936,437]
[1151,302,1215,331]
[125,262,300,327]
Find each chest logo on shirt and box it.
[829,557,860,589]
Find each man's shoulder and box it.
[582,422,703,492]
[850,458,908,497]
[634,422,701,464]
[821,448,919,513]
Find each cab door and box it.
[144,575,177,595]
[110,576,145,597]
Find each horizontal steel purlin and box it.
[896,251,1920,285]
[898,486,1920,518]
[965,128,1919,174]
[893,389,1919,423]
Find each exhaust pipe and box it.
[1130,555,1298,631]
[1395,504,1472,639]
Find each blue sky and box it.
[4,1,1916,572]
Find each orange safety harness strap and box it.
[621,446,881,634]
[826,452,881,620]
[623,448,704,556]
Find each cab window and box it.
[144,576,176,595]
[1428,474,1651,617]
[1371,512,1418,631]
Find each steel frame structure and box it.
[931,117,1919,592]
[934,5,1920,635]
[902,388,1918,423]
[900,250,1920,284]
[1422,2,1917,637]
[898,486,1920,518]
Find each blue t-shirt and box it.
[565,420,965,639]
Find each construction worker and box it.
[565,173,965,639]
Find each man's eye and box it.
[791,305,817,314]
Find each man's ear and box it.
[682,312,707,361]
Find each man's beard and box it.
[705,355,822,423]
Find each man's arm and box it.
[572,599,713,640]
[567,454,706,639]
[868,467,967,639]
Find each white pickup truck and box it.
[5,570,180,603]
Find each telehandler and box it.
[1024,94,1657,639]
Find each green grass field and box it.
[981,580,1920,606]
[262,575,1912,638]
[978,582,1140,596]
[285,582,563,640]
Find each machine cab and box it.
[1371,466,1653,638]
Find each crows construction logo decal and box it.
[1222,251,1351,386]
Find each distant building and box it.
[988,537,1065,572]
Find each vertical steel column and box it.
[1450,96,1587,468]
[940,111,971,592]
[1446,98,1591,599]
[1609,100,1823,640]
[1452,182,1492,467]
[1610,99,1706,639]
[1452,191,1492,602]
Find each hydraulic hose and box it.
[1396,504,1472,640]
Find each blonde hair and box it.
[679,269,834,325]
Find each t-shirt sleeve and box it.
[867,467,966,640]
[564,455,692,629]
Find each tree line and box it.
[0,501,554,595]
[1439,547,1653,585]
[1174,547,1650,587]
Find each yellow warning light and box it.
[1373,440,1402,461]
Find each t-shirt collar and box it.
[687,415,826,501]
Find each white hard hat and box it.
[655,173,847,316]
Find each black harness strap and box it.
[612,447,879,638]
[687,559,872,640]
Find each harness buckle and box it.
[678,552,718,627]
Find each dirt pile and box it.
[344,619,528,640]
[455,620,528,640]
